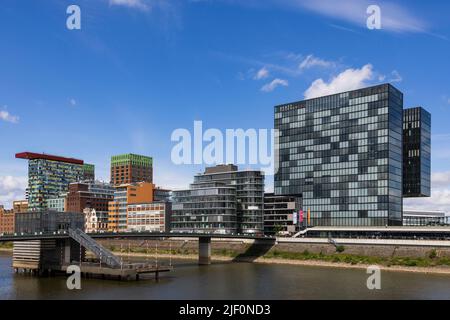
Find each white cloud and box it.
[0,176,27,209]
[389,70,402,83]
[109,0,150,11]
[299,54,334,70]
[404,171,450,213]
[253,67,270,80]
[0,107,19,124]
[304,64,374,99]
[261,78,289,92]
[287,0,427,34]
[69,98,77,106]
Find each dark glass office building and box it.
[403,107,431,197]
[275,84,404,226]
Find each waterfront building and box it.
[264,193,301,236]
[15,152,85,211]
[127,201,172,233]
[110,153,153,186]
[13,200,28,214]
[47,195,66,212]
[66,182,114,213]
[0,205,15,234]
[172,164,265,235]
[107,182,154,232]
[14,211,84,234]
[84,208,108,233]
[66,181,114,230]
[403,107,431,197]
[153,187,172,202]
[403,210,447,226]
[83,163,95,181]
[275,84,430,227]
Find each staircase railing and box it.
[68,228,121,268]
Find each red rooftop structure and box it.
[15,152,84,165]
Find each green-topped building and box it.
[83,163,95,181]
[110,153,153,186]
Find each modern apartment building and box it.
[15,152,85,211]
[264,193,301,235]
[403,107,431,197]
[172,164,265,235]
[107,182,154,232]
[110,153,153,186]
[274,84,429,227]
[82,164,95,181]
[0,205,15,234]
[172,182,237,234]
[127,202,172,233]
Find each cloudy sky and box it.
[1,0,450,212]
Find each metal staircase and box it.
[69,228,121,268]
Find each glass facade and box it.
[403,107,431,197]
[172,182,238,234]
[275,84,404,226]
[172,165,265,235]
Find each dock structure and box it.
[61,262,173,281]
[12,227,173,281]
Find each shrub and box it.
[429,249,437,259]
[335,245,345,253]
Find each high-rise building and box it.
[110,154,153,186]
[172,164,265,235]
[107,182,154,232]
[0,205,15,234]
[264,193,301,236]
[15,152,85,211]
[82,164,95,181]
[275,84,405,226]
[403,107,431,197]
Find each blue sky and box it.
[1,0,450,211]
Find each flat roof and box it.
[308,226,450,233]
[15,152,84,165]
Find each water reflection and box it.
[2,252,450,300]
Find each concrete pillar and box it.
[198,237,211,265]
[64,239,71,265]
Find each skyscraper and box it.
[403,107,431,197]
[110,153,153,186]
[274,84,405,226]
[16,152,85,212]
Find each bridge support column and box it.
[198,237,211,265]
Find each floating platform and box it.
[60,262,173,281]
